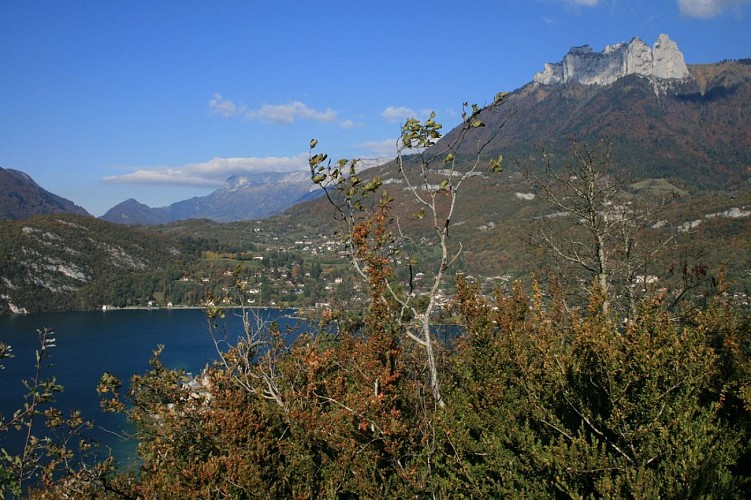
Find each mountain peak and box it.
[533,34,690,86]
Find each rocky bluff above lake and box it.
[533,34,690,86]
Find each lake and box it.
[0,308,306,468]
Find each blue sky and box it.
[1,0,750,215]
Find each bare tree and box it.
[205,284,289,412]
[527,139,675,319]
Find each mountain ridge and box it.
[0,167,91,220]
[533,34,690,87]
[436,57,751,192]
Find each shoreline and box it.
[2,304,306,317]
[102,305,298,312]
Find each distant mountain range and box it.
[2,35,749,224]
[100,170,321,225]
[0,167,90,220]
[5,35,747,226]
[1,34,750,314]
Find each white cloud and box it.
[382,106,418,123]
[210,95,355,127]
[208,93,245,118]
[250,101,337,124]
[381,106,435,124]
[357,138,400,159]
[677,0,750,17]
[103,154,309,187]
[339,119,361,129]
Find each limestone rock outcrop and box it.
[534,34,690,86]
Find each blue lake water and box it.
[0,308,305,468]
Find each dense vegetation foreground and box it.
[117,281,751,498]
[1,278,750,497]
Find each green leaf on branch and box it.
[490,154,503,173]
[362,177,383,193]
[309,153,328,169]
[494,91,509,104]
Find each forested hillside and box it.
[0,215,194,313]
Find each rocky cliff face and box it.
[534,34,690,86]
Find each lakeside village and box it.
[97,221,751,315]
[97,228,483,316]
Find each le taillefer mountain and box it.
[101,171,320,225]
